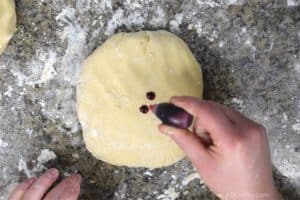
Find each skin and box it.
[159,96,282,200]
[9,96,281,200]
[9,168,81,200]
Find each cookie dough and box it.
[0,0,16,54]
[77,30,203,168]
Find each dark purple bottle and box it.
[150,103,193,129]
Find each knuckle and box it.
[247,124,267,141]
[225,133,245,149]
[200,101,217,112]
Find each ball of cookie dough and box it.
[77,30,203,168]
[0,0,16,54]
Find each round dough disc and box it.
[77,30,203,168]
[0,0,16,54]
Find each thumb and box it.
[159,124,211,166]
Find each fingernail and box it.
[48,168,59,177]
[159,126,171,136]
[171,96,181,101]
[71,174,82,182]
[161,129,172,136]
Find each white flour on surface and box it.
[39,51,57,83]
[149,7,167,27]
[196,0,220,7]
[0,138,8,153]
[182,172,201,186]
[105,8,124,36]
[37,149,57,164]
[18,149,57,179]
[169,13,183,32]
[18,159,33,178]
[56,7,87,85]
[294,61,300,74]
[3,86,13,97]
[292,123,300,132]
[157,187,180,200]
[222,0,246,6]
[287,0,300,6]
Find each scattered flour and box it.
[56,7,87,85]
[188,22,203,37]
[37,149,57,164]
[230,97,245,111]
[124,0,142,9]
[39,51,57,83]
[195,0,245,7]
[18,159,33,178]
[3,86,13,97]
[196,0,220,7]
[218,41,224,48]
[282,113,288,122]
[182,172,201,186]
[149,7,167,27]
[292,123,300,132]
[105,8,124,36]
[25,128,33,136]
[287,0,300,6]
[222,0,246,6]
[9,50,58,86]
[276,159,300,183]
[0,138,8,152]
[103,4,166,35]
[245,37,256,52]
[157,187,180,200]
[126,10,146,28]
[18,149,57,178]
[169,13,183,32]
[99,0,113,11]
[144,171,153,176]
[294,61,300,74]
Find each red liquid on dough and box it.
[139,105,149,114]
[146,91,156,100]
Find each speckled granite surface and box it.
[0,0,299,199]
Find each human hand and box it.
[159,96,281,200]
[9,168,81,200]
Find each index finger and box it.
[8,177,37,200]
[22,168,59,200]
[44,173,81,200]
[170,96,238,146]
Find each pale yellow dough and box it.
[77,30,203,168]
[0,0,16,54]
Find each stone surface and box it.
[0,0,299,199]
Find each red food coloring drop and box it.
[146,91,156,100]
[139,105,149,114]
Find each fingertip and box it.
[27,177,37,184]
[170,96,188,106]
[8,177,38,200]
[158,124,168,134]
[158,124,180,136]
[59,177,81,200]
[170,96,182,102]
[44,168,59,181]
[170,96,202,116]
[71,173,82,183]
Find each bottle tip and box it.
[149,104,157,113]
